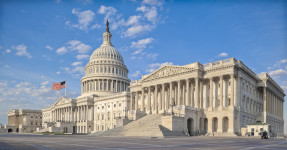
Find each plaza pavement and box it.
[0,133,286,150]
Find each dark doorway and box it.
[187,118,194,136]
[8,129,13,133]
[16,128,19,132]
[73,126,76,133]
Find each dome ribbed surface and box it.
[90,46,123,63]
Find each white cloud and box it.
[45,45,53,51]
[130,71,141,78]
[146,62,173,73]
[97,5,117,21]
[15,82,31,88]
[126,15,142,26]
[56,40,91,55]
[132,49,144,55]
[273,59,287,68]
[11,44,32,58]
[144,7,158,23]
[76,54,90,60]
[269,69,287,79]
[6,49,11,53]
[124,24,153,37]
[77,0,93,4]
[67,40,92,54]
[218,52,228,57]
[66,8,95,31]
[146,53,158,60]
[56,47,68,55]
[279,59,287,64]
[63,66,85,78]
[131,38,154,49]
[56,71,61,75]
[91,24,101,29]
[71,62,82,66]
[142,0,164,6]
[41,81,49,86]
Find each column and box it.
[220,75,223,108]
[71,107,73,122]
[135,92,138,110]
[186,79,190,106]
[263,87,267,122]
[200,79,203,108]
[148,87,151,113]
[155,85,158,112]
[111,80,114,92]
[141,88,144,111]
[169,82,172,109]
[116,80,118,92]
[195,78,199,108]
[86,105,89,121]
[162,83,165,112]
[130,92,134,110]
[177,80,181,106]
[191,81,194,107]
[230,74,234,107]
[209,77,213,109]
[105,80,108,91]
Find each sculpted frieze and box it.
[143,66,192,81]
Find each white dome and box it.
[90,45,124,63]
[81,20,130,97]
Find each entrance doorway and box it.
[212,117,218,132]
[8,129,13,133]
[187,118,194,136]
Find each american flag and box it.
[52,81,66,90]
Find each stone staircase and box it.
[91,114,186,137]
[37,127,49,133]
[205,132,237,136]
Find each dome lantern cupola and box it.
[101,20,113,47]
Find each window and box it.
[36,117,37,118]
[31,116,33,118]
[102,106,104,109]
[31,122,33,125]
[36,122,38,125]
[102,115,104,120]
[260,128,263,132]
[114,104,116,107]
[119,103,121,107]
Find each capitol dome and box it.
[81,20,130,97]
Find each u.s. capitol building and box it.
[41,21,285,137]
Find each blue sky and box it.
[0,0,286,133]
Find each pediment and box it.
[142,65,192,81]
[54,97,71,106]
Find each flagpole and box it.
[65,81,67,97]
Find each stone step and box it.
[91,114,187,137]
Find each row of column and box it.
[266,89,283,118]
[52,105,93,122]
[87,66,127,77]
[130,75,237,113]
[82,79,128,93]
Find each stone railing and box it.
[130,79,141,86]
[203,57,236,69]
